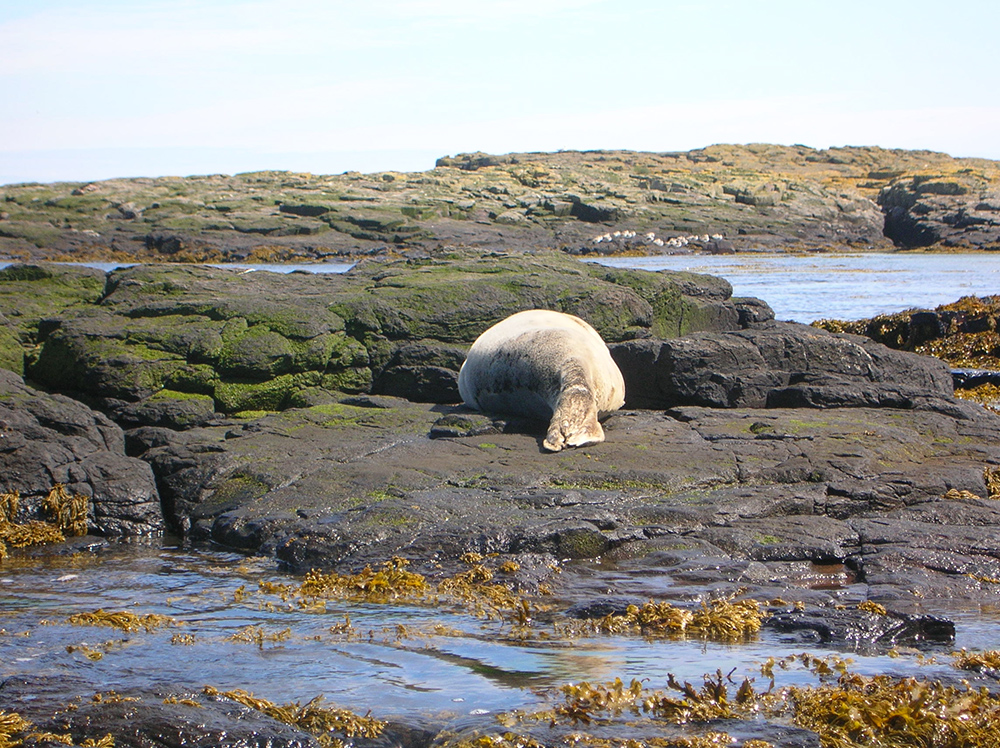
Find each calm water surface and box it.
[2,544,998,724]
[589,252,1000,323]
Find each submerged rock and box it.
[765,605,955,650]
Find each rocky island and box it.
[3,146,1000,747]
[2,145,999,264]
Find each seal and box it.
[458,309,626,452]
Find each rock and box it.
[0,263,106,375]
[879,177,1000,249]
[113,390,218,429]
[119,367,1000,606]
[17,251,756,414]
[3,146,997,263]
[0,369,161,536]
[610,321,954,410]
[0,675,363,748]
[765,606,955,650]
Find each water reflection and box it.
[2,543,999,723]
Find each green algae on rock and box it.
[8,251,757,419]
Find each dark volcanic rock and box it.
[3,254,1000,613]
[0,369,161,536]
[610,321,954,410]
[116,379,1000,608]
[765,606,955,649]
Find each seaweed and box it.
[953,648,1000,673]
[202,686,385,748]
[781,672,1000,748]
[66,610,175,634]
[0,486,90,560]
[481,651,1000,748]
[228,624,291,648]
[557,596,765,642]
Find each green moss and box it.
[234,409,272,419]
[149,388,214,405]
[0,326,24,374]
[164,364,219,394]
[320,368,372,393]
[755,534,783,545]
[218,325,297,378]
[0,222,65,247]
[214,373,317,412]
[548,476,670,493]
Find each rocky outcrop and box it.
[2,257,1000,608]
[119,382,1000,607]
[879,176,1000,249]
[4,145,999,264]
[0,262,106,374]
[610,321,955,410]
[0,369,161,536]
[7,252,761,422]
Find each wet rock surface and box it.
[0,369,161,536]
[0,253,998,601]
[138,394,1000,610]
[4,254,1000,746]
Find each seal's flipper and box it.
[543,384,604,452]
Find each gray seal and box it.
[458,309,626,452]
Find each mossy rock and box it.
[164,363,220,394]
[331,251,658,343]
[103,265,346,339]
[218,325,298,378]
[0,263,107,344]
[115,389,217,429]
[0,326,24,374]
[213,372,322,413]
[30,326,187,399]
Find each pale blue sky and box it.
[2,0,998,184]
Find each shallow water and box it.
[2,543,999,726]
[589,252,1000,323]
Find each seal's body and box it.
[458,309,625,452]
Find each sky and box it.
[2,0,999,185]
